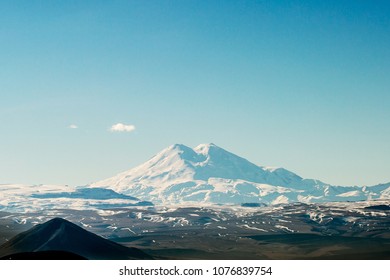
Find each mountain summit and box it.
[92,143,304,188]
[91,143,390,205]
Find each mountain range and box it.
[90,143,390,205]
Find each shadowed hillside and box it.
[0,218,152,260]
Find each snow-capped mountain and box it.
[90,143,390,205]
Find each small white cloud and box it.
[69,124,78,129]
[110,123,136,132]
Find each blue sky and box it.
[1,0,389,186]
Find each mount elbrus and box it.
[90,143,390,205]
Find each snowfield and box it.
[0,184,151,213]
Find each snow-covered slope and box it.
[90,143,390,205]
[92,143,306,189]
[0,184,152,213]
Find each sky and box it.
[1,0,389,187]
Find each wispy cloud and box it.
[110,123,136,132]
[69,124,78,129]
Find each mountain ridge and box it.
[90,143,390,205]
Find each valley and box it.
[1,200,389,259]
